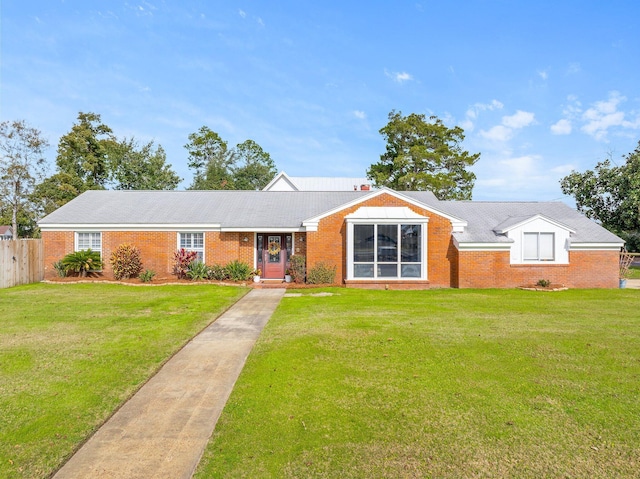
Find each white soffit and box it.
[345,206,428,220]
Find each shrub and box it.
[110,243,143,280]
[208,264,227,281]
[173,249,198,279]
[536,279,551,288]
[289,255,306,283]
[61,249,103,277]
[139,269,156,283]
[225,260,253,281]
[53,260,67,278]
[307,262,337,284]
[186,261,210,281]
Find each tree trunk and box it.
[12,179,19,239]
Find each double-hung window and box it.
[523,232,554,261]
[352,223,423,279]
[179,232,204,262]
[76,232,102,255]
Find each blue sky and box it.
[2,1,639,201]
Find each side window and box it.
[76,232,102,255]
[179,232,204,262]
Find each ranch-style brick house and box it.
[38,181,624,288]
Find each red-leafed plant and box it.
[173,248,198,279]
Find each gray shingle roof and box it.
[38,190,622,244]
[437,201,622,244]
[38,190,374,229]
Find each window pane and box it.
[78,233,101,252]
[377,224,397,262]
[193,233,203,249]
[354,264,374,277]
[539,233,554,260]
[401,224,421,262]
[354,225,374,262]
[401,264,421,277]
[257,235,263,265]
[523,233,538,260]
[378,264,398,277]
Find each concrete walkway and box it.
[625,278,640,289]
[54,288,286,479]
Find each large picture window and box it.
[352,224,422,279]
[523,232,554,261]
[179,232,204,262]
[76,232,101,254]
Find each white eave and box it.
[345,206,429,221]
[39,223,222,232]
[569,242,625,250]
[454,238,513,251]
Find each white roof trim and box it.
[345,206,427,221]
[569,242,625,250]
[454,237,512,251]
[220,227,305,233]
[40,224,222,232]
[302,187,467,231]
[494,214,576,234]
[262,171,299,191]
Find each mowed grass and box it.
[628,265,640,279]
[0,283,247,479]
[196,288,640,478]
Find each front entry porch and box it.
[256,233,292,280]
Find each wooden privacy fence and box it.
[0,239,44,289]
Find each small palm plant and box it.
[61,249,103,277]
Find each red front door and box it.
[261,234,288,279]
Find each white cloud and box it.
[478,109,534,142]
[353,110,366,120]
[239,9,246,18]
[550,164,576,175]
[538,70,548,80]
[502,110,535,129]
[480,125,513,142]
[385,69,413,83]
[550,118,572,135]
[461,99,503,131]
[257,17,265,26]
[580,91,640,141]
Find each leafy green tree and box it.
[232,139,277,190]
[185,127,235,190]
[56,112,114,189]
[561,141,640,250]
[0,120,49,237]
[31,172,87,217]
[367,110,480,200]
[109,138,181,190]
[185,127,277,190]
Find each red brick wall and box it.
[42,230,256,280]
[457,249,619,288]
[306,192,454,287]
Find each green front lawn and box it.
[0,283,247,479]
[196,288,640,478]
[628,265,640,279]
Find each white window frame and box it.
[523,232,555,262]
[346,221,427,280]
[178,232,205,263]
[75,232,102,255]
